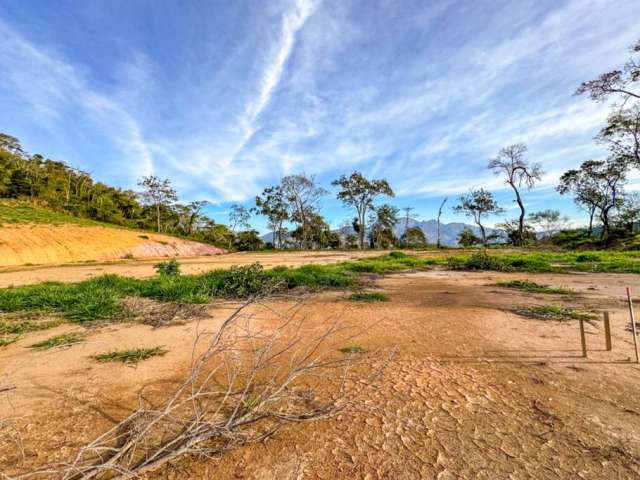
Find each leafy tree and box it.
[400,206,418,247]
[498,219,536,245]
[457,228,480,247]
[401,226,427,248]
[234,230,264,251]
[137,175,177,233]
[528,209,570,240]
[281,174,327,249]
[291,213,332,248]
[332,171,394,249]
[557,159,626,239]
[0,133,25,157]
[254,185,289,249]
[453,189,504,246]
[617,193,640,233]
[488,144,543,246]
[369,204,399,249]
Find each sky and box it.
[1,0,639,233]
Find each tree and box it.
[234,230,264,251]
[557,158,627,239]
[528,209,570,240]
[369,204,399,249]
[457,228,480,247]
[137,176,177,233]
[332,171,394,249]
[488,144,543,246]
[400,206,418,247]
[617,193,640,233]
[436,197,447,249]
[401,226,426,248]
[281,174,327,249]
[453,189,504,246]
[0,133,25,157]
[228,204,251,249]
[254,185,289,249]
[291,212,332,249]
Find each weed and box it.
[348,292,389,302]
[514,305,596,321]
[495,280,572,295]
[29,332,84,350]
[154,259,181,276]
[0,335,19,347]
[339,344,367,354]
[93,346,168,364]
[0,318,62,334]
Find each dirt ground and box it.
[0,250,416,287]
[2,269,640,478]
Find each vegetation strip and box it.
[348,292,389,302]
[495,280,573,295]
[514,305,597,322]
[29,332,85,350]
[93,346,168,364]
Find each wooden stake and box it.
[603,311,612,351]
[579,318,587,358]
[626,287,640,364]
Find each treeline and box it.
[1,38,639,251]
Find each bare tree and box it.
[488,144,543,246]
[400,207,418,247]
[332,172,394,249]
[436,197,447,249]
[228,204,251,249]
[137,176,178,233]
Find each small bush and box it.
[348,292,389,302]
[575,253,601,263]
[514,305,596,322]
[29,332,85,350]
[388,251,408,259]
[449,252,513,272]
[217,263,278,297]
[93,346,168,364]
[154,259,181,277]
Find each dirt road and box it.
[2,269,640,478]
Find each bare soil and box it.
[2,269,640,478]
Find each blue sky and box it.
[1,0,639,233]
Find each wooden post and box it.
[603,311,612,351]
[626,287,640,364]
[579,318,587,358]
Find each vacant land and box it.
[2,257,640,478]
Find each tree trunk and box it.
[358,207,366,250]
[156,203,161,233]
[511,183,525,246]
[588,208,594,237]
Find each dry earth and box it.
[2,268,640,478]
[0,224,223,267]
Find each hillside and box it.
[0,202,223,267]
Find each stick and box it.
[579,318,587,358]
[626,287,640,363]
[603,311,612,351]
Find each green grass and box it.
[495,280,573,295]
[0,200,104,226]
[93,346,168,364]
[514,305,597,322]
[0,253,433,323]
[29,332,84,350]
[443,250,640,274]
[0,318,62,334]
[0,335,19,347]
[338,344,367,354]
[348,292,389,302]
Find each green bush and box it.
[217,263,278,297]
[449,252,513,272]
[154,258,181,276]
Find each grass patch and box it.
[0,200,104,226]
[29,332,84,350]
[514,305,597,322]
[338,344,367,354]
[0,335,19,347]
[495,280,573,295]
[0,318,62,334]
[348,292,389,302]
[93,346,168,364]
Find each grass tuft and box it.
[348,292,389,302]
[0,318,62,334]
[495,280,573,295]
[514,305,596,322]
[0,335,20,347]
[29,332,85,350]
[338,344,367,354]
[93,346,168,364]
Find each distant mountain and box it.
[261,219,501,247]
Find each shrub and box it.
[217,263,278,297]
[449,252,513,272]
[93,346,168,364]
[348,292,389,302]
[154,259,181,276]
